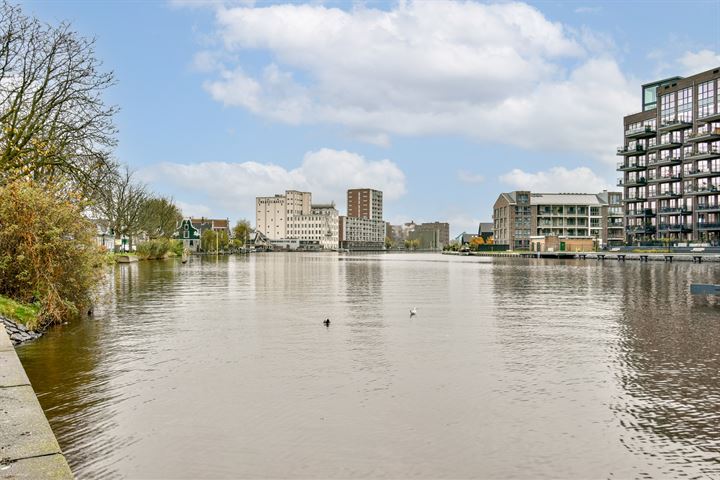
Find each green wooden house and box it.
[174,218,201,252]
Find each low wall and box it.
[0,324,73,479]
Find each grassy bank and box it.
[0,294,40,330]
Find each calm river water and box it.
[15,253,720,479]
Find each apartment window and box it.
[698,80,716,118]
[661,93,676,124]
[678,87,692,122]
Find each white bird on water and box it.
[410,307,417,317]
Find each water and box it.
[15,253,720,478]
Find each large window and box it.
[678,87,692,122]
[644,85,658,111]
[698,80,716,118]
[661,93,676,124]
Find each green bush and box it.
[136,238,182,260]
[0,180,105,327]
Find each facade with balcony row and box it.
[618,67,720,243]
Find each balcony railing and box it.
[685,185,720,195]
[698,111,720,124]
[617,145,646,156]
[625,125,656,139]
[649,156,682,166]
[697,204,720,211]
[658,207,690,214]
[658,223,692,231]
[626,208,655,217]
[658,119,692,132]
[685,147,720,161]
[618,177,647,187]
[686,127,720,143]
[647,141,682,151]
[696,222,720,230]
[626,225,656,234]
[647,174,682,183]
[622,196,647,202]
[684,169,720,178]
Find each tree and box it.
[201,229,229,253]
[385,236,394,250]
[232,219,252,247]
[0,3,117,199]
[95,166,149,252]
[140,196,182,239]
[0,180,105,327]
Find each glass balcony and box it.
[622,196,647,203]
[696,222,720,230]
[685,185,720,195]
[658,119,692,132]
[657,223,692,232]
[685,147,720,161]
[684,168,720,178]
[617,145,646,156]
[698,111,720,124]
[625,125,656,139]
[617,161,647,171]
[658,207,690,214]
[617,177,647,187]
[649,156,681,167]
[686,127,720,143]
[647,174,682,183]
[626,208,655,217]
[626,225,656,234]
[647,141,682,152]
[696,204,720,212]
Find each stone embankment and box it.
[0,323,72,479]
[0,317,42,345]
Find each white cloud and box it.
[195,1,633,162]
[499,166,612,193]
[138,148,406,217]
[176,200,213,218]
[457,170,484,184]
[678,50,720,76]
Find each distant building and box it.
[340,188,385,250]
[493,191,624,250]
[175,218,202,252]
[478,222,494,242]
[191,217,231,239]
[255,190,338,249]
[409,222,450,250]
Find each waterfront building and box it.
[409,222,450,250]
[191,217,231,239]
[618,67,720,243]
[339,188,386,250]
[478,222,494,242]
[255,191,338,249]
[492,191,624,250]
[175,218,201,252]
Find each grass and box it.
[0,294,40,330]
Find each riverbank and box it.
[442,250,720,262]
[0,324,73,479]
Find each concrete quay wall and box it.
[0,325,72,479]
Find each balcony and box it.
[617,177,647,187]
[697,204,720,212]
[658,207,690,214]
[685,185,720,196]
[684,168,720,179]
[647,141,682,152]
[616,145,646,156]
[626,208,655,217]
[647,174,682,183]
[686,127,720,143]
[617,161,647,171]
[685,147,720,161]
[658,223,693,232]
[698,111,720,124]
[626,225,656,234]
[696,222,720,230]
[658,119,692,132]
[622,196,647,203]
[649,155,682,167]
[625,125,656,139]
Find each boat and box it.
[116,255,138,264]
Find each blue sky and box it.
[21,0,720,235]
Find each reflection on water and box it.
[15,254,720,478]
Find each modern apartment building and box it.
[347,188,383,220]
[493,191,624,250]
[339,188,385,250]
[618,67,720,243]
[256,190,338,249]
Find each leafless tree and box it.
[0,2,117,198]
[96,166,148,252]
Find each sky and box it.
[20,0,720,236]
